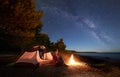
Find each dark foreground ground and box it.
[0,54,120,77]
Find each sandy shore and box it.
[0,54,120,77]
[0,65,104,77]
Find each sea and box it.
[76,52,120,61]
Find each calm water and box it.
[76,52,120,60]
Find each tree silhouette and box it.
[34,32,50,48]
[0,0,43,51]
[55,38,66,52]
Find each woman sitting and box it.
[52,49,67,66]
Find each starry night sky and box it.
[35,0,120,52]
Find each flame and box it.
[68,54,80,66]
[69,54,75,65]
[68,54,88,67]
[67,54,88,67]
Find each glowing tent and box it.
[15,46,53,66]
[16,50,42,65]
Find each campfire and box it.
[68,54,85,66]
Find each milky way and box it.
[35,0,120,52]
